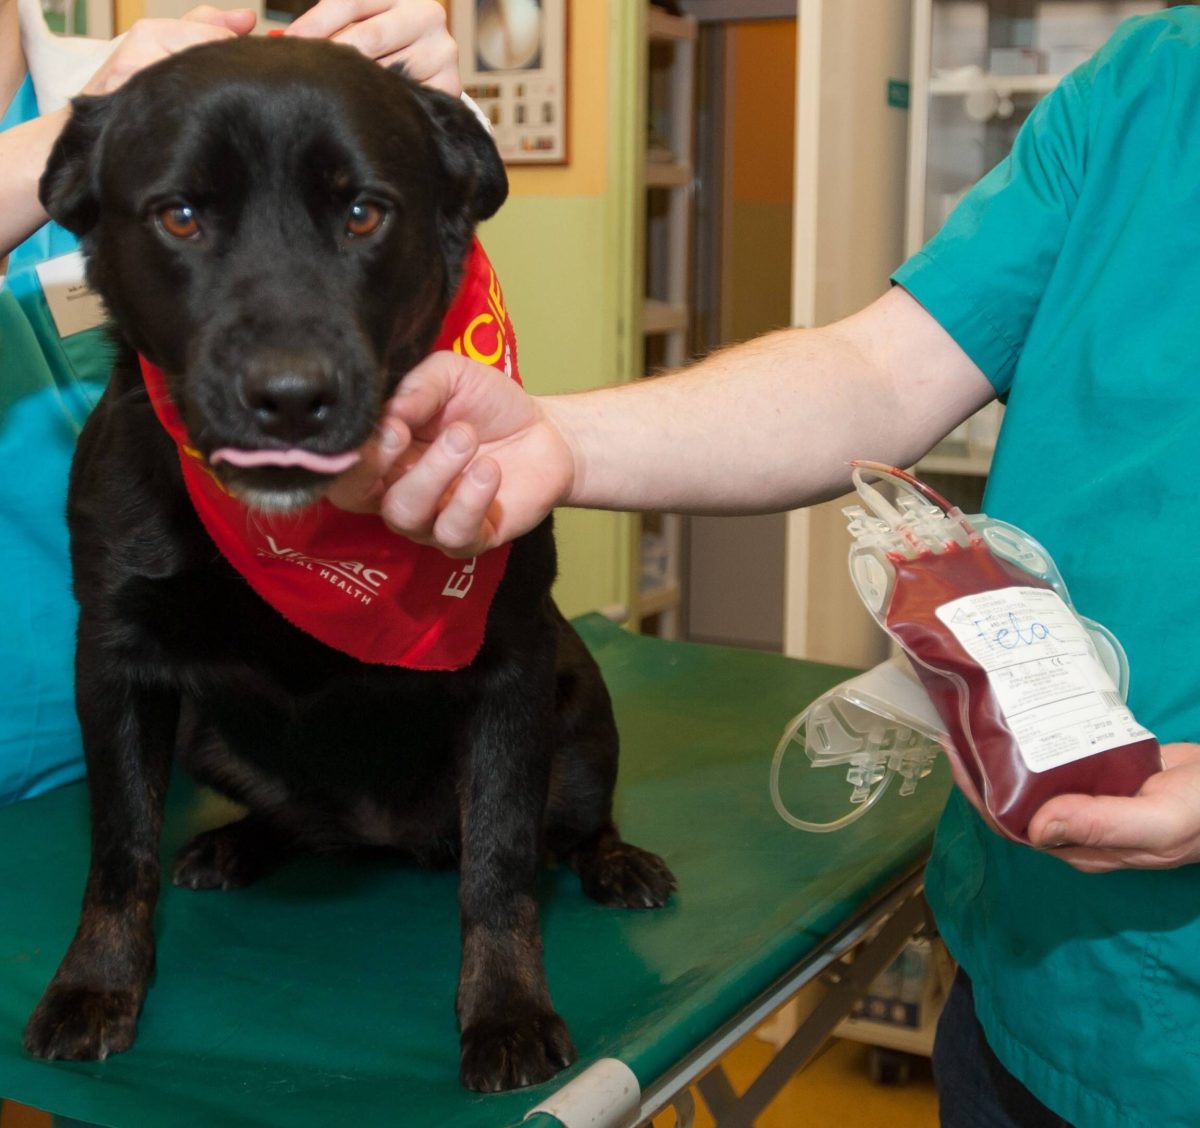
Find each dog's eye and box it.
[158,205,201,240]
[345,201,386,239]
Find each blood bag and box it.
[773,462,1161,845]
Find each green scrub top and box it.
[0,74,110,807]
[894,12,1200,1127]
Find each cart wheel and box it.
[867,1046,913,1086]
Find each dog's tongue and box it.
[209,448,361,474]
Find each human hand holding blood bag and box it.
[935,725,1200,873]
[1024,741,1200,872]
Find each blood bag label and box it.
[934,586,1154,773]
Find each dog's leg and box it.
[23,631,178,1062]
[454,651,576,1093]
[546,620,677,909]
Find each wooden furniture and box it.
[631,4,697,638]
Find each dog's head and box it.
[41,37,506,511]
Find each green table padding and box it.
[0,615,951,1127]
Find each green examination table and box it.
[0,616,950,1127]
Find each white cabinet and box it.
[907,0,1163,480]
[633,5,697,639]
[908,0,1164,254]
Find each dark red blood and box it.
[885,540,1161,842]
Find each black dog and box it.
[23,37,674,1093]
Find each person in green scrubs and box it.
[340,10,1200,1127]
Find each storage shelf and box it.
[835,1013,938,1058]
[648,7,696,43]
[636,0,694,641]
[642,299,688,335]
[929,71,1063,97]
[645,160,693,188]
[637,580,681,618]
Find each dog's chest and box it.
[183,656,466,839]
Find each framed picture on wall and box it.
[450,0,568,165]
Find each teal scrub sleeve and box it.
[892,66,1093,395]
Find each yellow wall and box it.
[114,0,142,29]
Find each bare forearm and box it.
[552,288,994,514]
[344,274,995,558]
[0,107,69,258]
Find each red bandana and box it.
[140,238,518,671]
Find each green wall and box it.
[478,197,632,620]
[470,1,641,622]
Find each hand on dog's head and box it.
[40,37,507,512]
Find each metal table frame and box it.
[638,866,932,1128]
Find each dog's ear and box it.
[38,93,115,236]
[408,82,509,224]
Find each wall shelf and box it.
[648,6,697,43]
[637,581,682,618]
[645,161,694,188]
[928,70,1063,96]
[630,3,697,640]
[642,299,689,335]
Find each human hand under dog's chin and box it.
[286,0,461,95]
[81,7,257,96]
[327,351,576,558]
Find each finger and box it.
[1039,847,1125,874]
[1159,741,1200,770]
[1040,844,1175,874]
[380,38,462,95]
[83,17,242,94]
[1028,792,1183,853]
[125,15,236,46]
[183,5,257,32]
[325,14,411,65]
[285,0,381,38]
[383,352,463,432]
[326,422,408,513]
[429,457,502,555]
[287,0,442,51]
[380,423,479,537]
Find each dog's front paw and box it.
[578,840,677,909]
[23,983,142,1062]
[459,1010,576,1092]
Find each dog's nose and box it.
[241,352,340,442]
